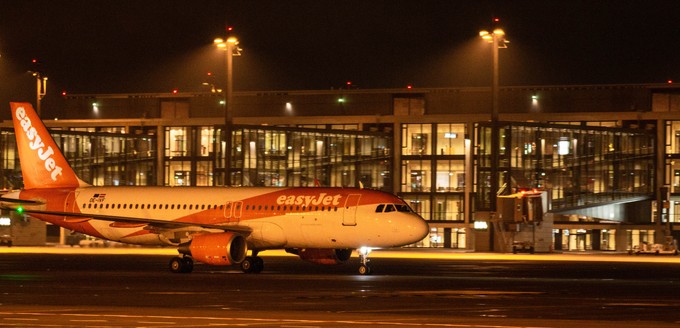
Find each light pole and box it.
[479,23,509,251]
[214,36,242,186]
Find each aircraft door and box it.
[224,201,233,219]
[64,191,80,213]
[223,201,242,223]
[342,194,361,226]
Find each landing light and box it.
[359,247,372,256]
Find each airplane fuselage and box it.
[8,186,428,251]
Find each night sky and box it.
[1,0,679,103]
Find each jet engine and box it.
[179,232,247,266]
[287,248,352,265]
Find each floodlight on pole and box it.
[214,33,242,186]
[479,21,510,229]
[479,27,509,122]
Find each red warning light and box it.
[493,17,500,22]
[31,59,37,63]
[668,80,674,84]
[227,26,234,32]
[207,72,213,76]
[407,85,413,89]
[61,91,67,96]
[172,89,179,94]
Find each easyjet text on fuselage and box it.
[276,193,343,207]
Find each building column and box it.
[443,227,452,248]
[464,120,475,251]
[156,125,165,186]
[392,120,402,194]
[656,118,669,241]
[615,228,628,252]
[554,229,563,251]
[591,229,601,251]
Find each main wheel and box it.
[241,256,264,273]
[169,257,193,273]
[169,257,185,273]
[181,257,194,273]
[252,257,264,273]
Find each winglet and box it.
[10,102,87,189]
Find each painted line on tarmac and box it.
[2,246,680,264]
[0,311,550,328]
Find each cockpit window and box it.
[376,203,414,213]
[395,204,412,213]
[375,204,385,213]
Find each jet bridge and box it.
[493,190,553,253]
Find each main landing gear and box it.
[358,247,372,275]
[169,256,194,273]
[241,250,264,273]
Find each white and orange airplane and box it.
[1,102,429,275]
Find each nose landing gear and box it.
[358,247,372,275]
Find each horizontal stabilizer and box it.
[0,196,45,205]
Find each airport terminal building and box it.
[2,83,680,252]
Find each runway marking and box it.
[605,302,678,307]
[0,311,550,327]
[4,246,680,263]
[396,290,543,296]
[146,292,212,295]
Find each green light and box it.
[337,98,345,103]
[16,206,24,214]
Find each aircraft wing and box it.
[0,199,252,235]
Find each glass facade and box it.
[665,121,680,222]
[164,126,217,186]
[400,123,467,229]
[0,128,156,189]
[163,125,392,189]
[476,122,655,212]
[555,229,618,251]
[411,227,467,249]
[2,86,673,251]
[235,127,391,189]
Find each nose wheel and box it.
[358,247,372,275]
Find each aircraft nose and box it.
[403,214,430,243]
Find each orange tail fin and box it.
[10,102,85,189]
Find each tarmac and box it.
[2,245,680,264]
